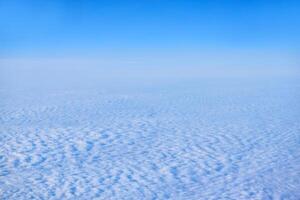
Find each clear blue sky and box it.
[0,0,299,61]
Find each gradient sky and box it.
[0,0,300,91]
[1,0,299,53]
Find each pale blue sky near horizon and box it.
[0,0,299,70]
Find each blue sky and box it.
[0,0,299,92]
[0,0,299,67]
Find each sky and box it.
[0,0,299,85]
[1,0,299,54]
